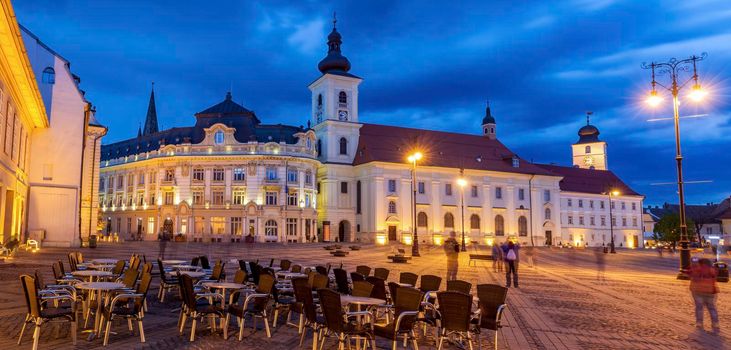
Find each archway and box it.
[162,218,174,239]
[338,220,351,242]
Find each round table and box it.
[75,282,125,340]
[397,283,413,287]
[90,258,119,264]
[162,260,186,265]
[87,264,115,271]
[172,264,201,271]
[276,272,307,280]
[340,295,386,307]
[170,271,207,279]
[72,270,113,282]
[201,282,248,311]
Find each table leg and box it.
[87,289,103,341]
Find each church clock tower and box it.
[572,112,607,170]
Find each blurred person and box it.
[594,247,606,283]
[491,242,502,272]
[444,231,460,281]
[502,240,520,288]
[525,245,536,268]
[689,258,719,335]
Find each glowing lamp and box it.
[611,190,620,197]
[457,178,467,187]
[402,233,413,246]
[407,152,423,163]
[646,90,662,107]
[375,233,387,245]
[688,84,707,102]
[433,235,443,246]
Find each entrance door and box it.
[388,226,397,241]
[545,230,552,246]
[633,235,638,248]
[162,218,173,238]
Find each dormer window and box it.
[42,67,55,84]
[214,131,224,145]
[512,156,520,168]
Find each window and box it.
[287,218,298,237]
[632,217,637,227]
[512,157,520,168]
[193,191,204,205]
[444,213,455,228]
[589,200,594,209]
[305,171,313,185]
[212,168,224,182]
[578,199,583,208]
[495,187,502,199]
[518,216,527,236]
[231,217,243,235]
[288,192,298,206]
[585,145,591,154]
[568,216,574,225]
[117,176,124,189]
[418,182,425,194]
[100,177,106,191]
[317,139,322,156]
[417,212,428,227]
[287,169,298,183]
[545,208,551,220]
[147,217,155,234]
[317,94,323,107]
[4,106,12,154]
[150,171,156,184]
[305,193,312,207]
[192,168,204,181]
[611,201,615,209]
[518,188,525,201]
[127,195,133,206]
[210,217,226,235]
[601,217,606,226]
[632,202,637,211]
[212,191,224,205]
[579,216,584,225]
[164,168,175,182]
[266,167,277,181]
[600,201,605,209]
[471,185,478,198]
[339,137,347,155]
[138,172,145,185]
[339,91,347,104]
[232,190,245,205]
[266,191,277,205]
[115,193,123,207]
[590,216,595,226]
[340,181,348,194]
[388,201,397,214]
[470,214,480,230]
[150,193,156,206]
[42,67,55,84]
[612,217,617,226]
[495,215,505,236]
[544,190,550,202]
[233,168,245,182]
[194,216,206,235]
[567,198,572,207]
[621,202,626,210]
[164,191,174,205]
[388,179,396,193]
[356,181,362,214]
[265,220,278,237]
[214,131,224,145]
[622,217,627,226]
[445,183,453,196]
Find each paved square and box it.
[0,242,727,349]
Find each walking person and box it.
[158,229,170,260]
[502,240,520,288]
[594,247,606,283]
[491,243,501,272]
[525,245,535,268]
[444,231,460,281]
[689,258,720,335]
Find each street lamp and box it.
[605,189,620,254]
[407,151,423,257]
[457,177,467,252]
[642,53,706,279]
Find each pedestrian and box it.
[158,230,169,260]
[689,258,720,335]
[444,231,460,281]
[491,242,501,272]
[594,247,606,282]
[525,245,535,268]
[502,240,520,288]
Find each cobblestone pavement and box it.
[0,242,727,349]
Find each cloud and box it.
[524,15,555,30]
[287,19,325,55]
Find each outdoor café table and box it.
[87,263,115,271]
[397,283,413,287]
[90,258,118,264]
[201,282,248,311]
[172,264,202,271]
[72,270,113,282]
[169,270,207,279]
[276,271,306,280]
[162,259,186,265]
[75,281,125,340]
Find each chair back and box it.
[476,284,508,330]
[312,273,329,290]
[75,251,84,264]
[355,265,371,277]
[420,274,442,293]
[134,272,153,312]
[399,272,418,286]
[257,273,275,294]
[57,260,66,275]
[210,261,225,281]
[249,262,261,283]
[141,262,153,275]
[315,265,328,276]
[306,270,316,287]
[157,259,172,282]
[179,274,197,310]
[437,291,473,332]
[238,260,248,271]
[191,256,200,267]
[269,258,275,267]
[67,253,78,272]
[280,259,292,271]
[366,276,387,300]
[350,272,365,283]
[293,278,318,324]
[388,281,400,302]
[291,264,302,273]
[52,261,65,280]
[130,255,141,271]
[120,268,139,288]
[317,288,345,333]
[394,287,423,332]
[233,269,248,284]
[34,269,46,290]
[333,268,350,294]
[373,267,390,280]
[20,275,41,318]
[112,260,126,275]
[351,280,374,297]
[200,256,211,270]
[447,280,472,294]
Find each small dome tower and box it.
[482,101,497,139]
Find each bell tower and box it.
[481,101,496,139]
[572,112,607,170]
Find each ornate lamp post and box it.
[457,177,467,252]
[407,152,423,257]
[642,53,707,279]
[605,189,620,254]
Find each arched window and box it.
[317,139,322,156]
[214,131,224,145]
[470,214,480,230]
[338,91,347,104]
[339,137,347,155]
[317,94,323,107]
[444,213,454,229]
[518,216,528,236]
[265,220,278,236]
[495,215,505,236]
[545,208,551,220]
[585,145,591,154]
[417,212,428,227]
[42,67,55,84]
[388,201,397,214]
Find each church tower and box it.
[142,83,158,135]
[308,15,362,164]
[481,102,496,139]
[572,112,607,170]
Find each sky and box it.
[13,0,731,206]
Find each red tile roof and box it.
[353,123,557,176]
[535,164,642,196]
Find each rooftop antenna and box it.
[586,111,593,125]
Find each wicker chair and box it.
[100,272,152,346]
[178,274,225,342]
[223,273,274,339]
[351,281,374,297]
[250,262,262,284]
[191,256,200,267]
[238,259,248,271]
[366,276,387,300]
[436,291,479,350]
[374,286,423,350]
[333,268,350,294]
[315,265,328,276]
[295,277,324,349]
[373,267,390,280]
[199,256,211,270]
[399,272,418,286]
[233,269,248,284]
[67,253,80,272]
[18,275,77,349]
[111,260,126,277]
[318,288,376,350]
[419,275,442,293]
[156,259,179,302]
[117,268,139,289]
[447,280,472,294]
[475,284,508,350]
[350,272,365,283]
[355,265,371,277]
[291,264,302,273]
[312,273,329,290]
[280,259,292,271]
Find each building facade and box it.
[99,92,319,243]
[644,198,731,246]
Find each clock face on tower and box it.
[583,155,594,166]
[338,110,348,121]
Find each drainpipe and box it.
[87,130,102,244]
[528,174,535,247]
[77,103,91,247]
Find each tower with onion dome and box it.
[572,112,608,170]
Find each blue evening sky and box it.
[14,0,731,206]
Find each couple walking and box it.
[493,240,520,288]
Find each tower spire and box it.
[142,82,159,135]
[333,11,337,29]
[317,12,351,74]
[586,111,593,125]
